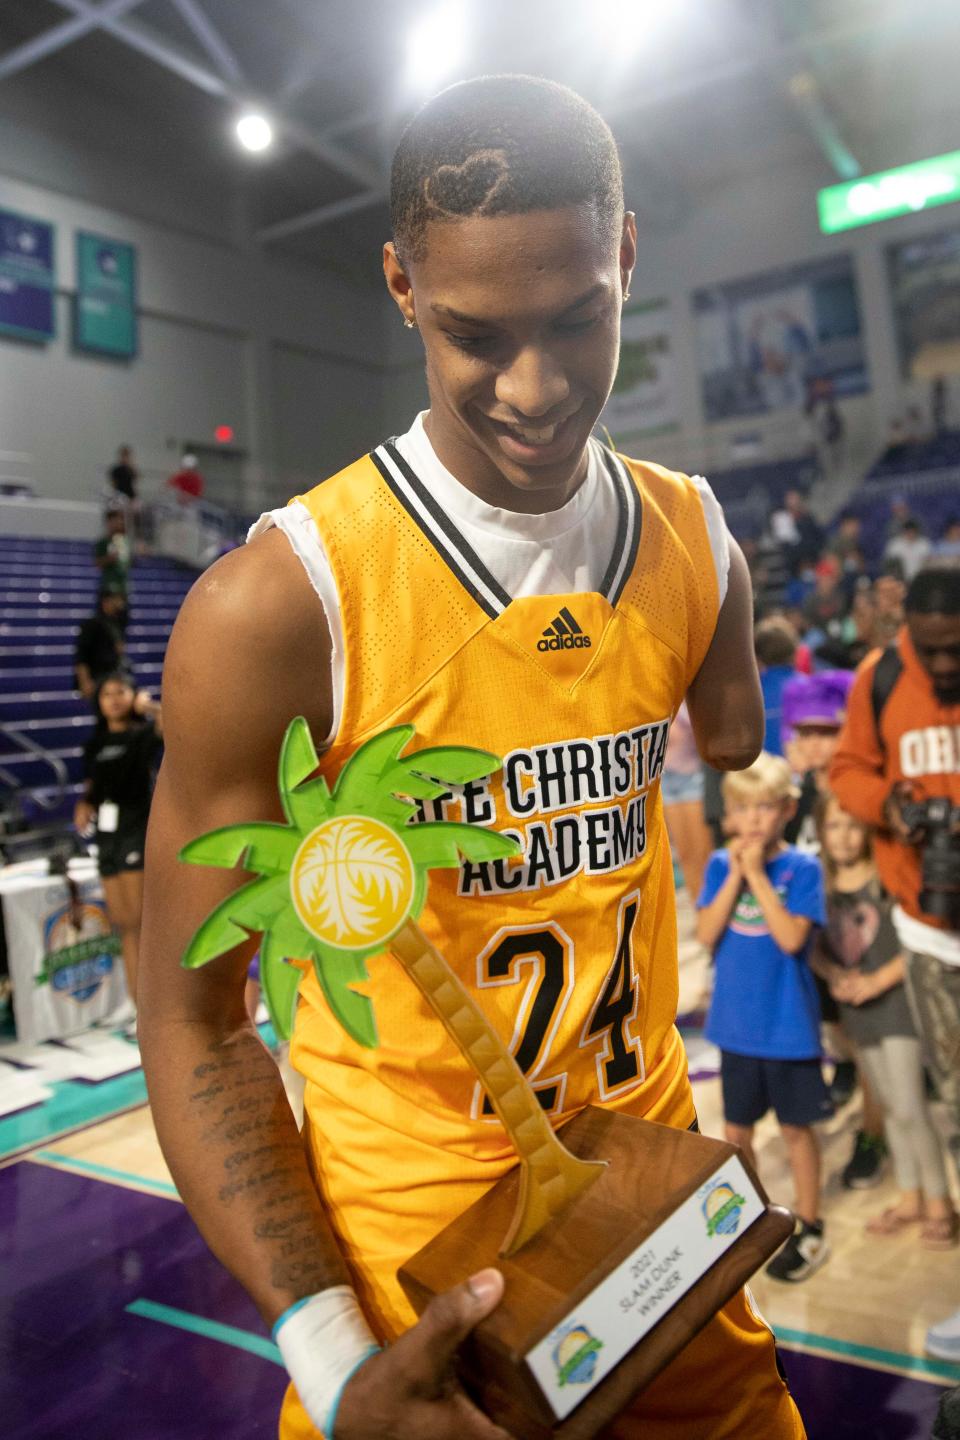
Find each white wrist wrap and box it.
[272,1286,381,1437]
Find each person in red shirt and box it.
[168,452,204,501]
[829,563,960,1355]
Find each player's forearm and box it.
[696,869,742,948]
[141,1017,350,1327]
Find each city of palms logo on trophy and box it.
[181,718,791,1438]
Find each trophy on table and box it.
[182,718,792,1439]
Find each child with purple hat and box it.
[781,670,854,853]
[781,668,888,1187]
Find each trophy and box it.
[182,719,793,1438]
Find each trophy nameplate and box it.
[400,1108,793,1439]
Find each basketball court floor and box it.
[2,891,957,1439]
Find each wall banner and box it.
[0,208,56,343]
[693,254,869,422]
[886,225,960,379]
[601,297,679,440]
[75,231,138,358]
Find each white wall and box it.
[272,341,401,494]
[0,122,392,514]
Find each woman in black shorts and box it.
[75,673,162,1019]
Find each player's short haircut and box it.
[905,561,960,615]
[754,615,798,667]
[721,752,798,807]
[391,74,624,264]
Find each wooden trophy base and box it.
[398,1106,793,1439]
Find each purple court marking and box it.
[1,1162,286,1439]
[781,1345,948,1440]
[2,1158,949,1438]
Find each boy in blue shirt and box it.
[697,751,832,1283]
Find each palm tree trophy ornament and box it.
[180,717,604,1254]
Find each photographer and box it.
[830,564,960,1357]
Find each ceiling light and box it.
[406,3,467,91]
[235,112,273,153]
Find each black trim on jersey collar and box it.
[372,442,510,620]
[369,438,642,617]
[598,447,642,608]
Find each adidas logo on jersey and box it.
[537,607,592,652]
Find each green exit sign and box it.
[818,150,960,234]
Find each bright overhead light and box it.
[406,3,467,91]
[235,112,274,153]
[597,0,690,59]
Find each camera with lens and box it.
[899,796,960,927]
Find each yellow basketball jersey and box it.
[289,441,717,1149]
[277,442,806,1440]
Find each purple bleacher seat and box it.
[708,455,819,507]
[865,430,960,481]
[828,473,960,566]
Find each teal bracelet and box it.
[271,1294,313,1342]
[324,1344,382,1438]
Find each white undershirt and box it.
[892,904,960,968]
[249,412,730,745]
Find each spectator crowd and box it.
[664,483,960,1365]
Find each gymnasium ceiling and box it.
[1,0,960,286]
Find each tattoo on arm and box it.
[184,1037,344,1305]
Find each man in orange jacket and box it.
[829,562,960,1360]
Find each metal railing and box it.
[0,723,69,813]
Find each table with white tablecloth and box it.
[0,858,128,1045]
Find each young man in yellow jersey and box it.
[139,76,804,1440]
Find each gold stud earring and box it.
[622,289,632,304]
[404,316,416,329]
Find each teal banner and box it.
[74,231,137,358]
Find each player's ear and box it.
[384,242,416,328]
[619,212,637,296]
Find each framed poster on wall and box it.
[0,209,56,343]
[887,225,960,378]
[74,231,137,358]
[693,254,868,421]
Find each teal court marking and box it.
[777,1325,960,1385]
[1,1019,278,1164]
[128,1308,957,1388]
[29,1147,180,1199]
[0,1066,148,1162]
[126,1299,283,1365]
